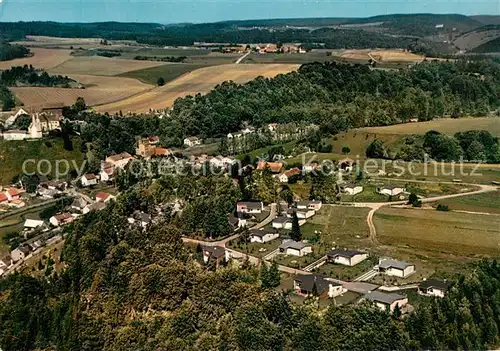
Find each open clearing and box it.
[49,56,168,76]
[434,191,500,214]
[357,117,500,136]
[0,48,73,70]
[374,207,500,256]
[11,74,152,109]
[95,63,299,113]
[341,49,424,63]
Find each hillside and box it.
[471,15,500,25]
[453,25,500,51]
[472,36,500,53]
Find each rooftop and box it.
[279,240,309,251]
[295,274,341,294]
[419,279,453,291]
[327,248,366,259]
[379,258,413,270]
[363,291,406,305]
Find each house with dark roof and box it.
[249,229,279,243]
[327,249,369,266]
[202,246,226,266]
[279,240,312,257]
[418,279,453,298]
[378,258,415,278]
[294,274,346,298]
[81,173,98,187]
[342,183,364,196]
[236,201,263,214]
[11,246,31,262]
[361,291,408,313]
[71,198,87,211]
[49,212,74,227]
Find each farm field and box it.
[0,48,72,70]
[374,207,500,256]
[49,56,168,76]
[11,74,152,109]
[357,117,500,136]
[95,63,299,114]
[119,63,210,85]
[434,191,500,214]
[341,49,424,63]
[242,51,334,64]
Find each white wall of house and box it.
[250,233,279,243]
[380,188,404,196]
[328,284,347,298]
[3,132,28,141]
[345,186,363,195]
[11,249,26,262]
[419,288,445,298]
[384,265,415,278]
[285,246,312,257]
[81,177,98,187]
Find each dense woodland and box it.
[0,65,75,87]
[0,178,499,350]
[161,59,500,146]
[0,41,30,61]
[368,129,500,163]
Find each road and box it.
[235,51,251,64]
[340,180,498,243]
[181,203,278,247]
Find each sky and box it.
[0,0,499,23]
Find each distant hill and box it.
[453,25,500,51]
[471,36,500,53]
[471,15,500,25]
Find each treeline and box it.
[160,59,500,146]
[0,180,499,350]
[134,55,187,62]
[0,65,75,87]
[0,41,30,61]
[0,21,416,49]
[368,129,500,163]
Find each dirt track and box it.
[95,63,299,114]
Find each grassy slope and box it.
[0,137,85,185]
[374,207,500,256]
[435,191,500,214]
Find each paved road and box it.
[235,51,251,64]
[182,203,278,247]
[338,181,498,242]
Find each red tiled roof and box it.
[154,147,170,156]
[0,193,7,202]
[83,173,96,180]
[257,161,283,173]
[7,188,19,196]
[95,192,111,201]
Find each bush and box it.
[436,204,449,211]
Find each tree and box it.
[366,139,387,158]
[157,77,165,86]
[290,211,302,242]
[341,146,351,154]
[311,280,319,297]
[266,261,280,288]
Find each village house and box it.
[71,198,87,212]
[3,108,29,128]
[95,192,115,203]
[378,185,405,197]
[100,162,115,182]
[303,162,319,173]
[294,274,347,298]
[0,192,8,204]
[327,249,369,266]
[256,161,283,173]
[278,240,312,256]
[342,183,364,196]
[338,158,355,172]
[418,279,453,298]
[106,152,133,169]
[236,201,263,214]
[37,186,60,199]
[5,188,21,202]
[278,168,301,183]
[11,246,31,262]
[249,229,280,243]
[81,173,98,187]
[136,138,169,158]
[41,179,67,191]
[2,129,29,141]
[286,208,315,220]
[209,155,235,169]
[0,256,13,271]
[23,219,45,231]
[83,202,107,214]
[362,291,408,313]
[127,210,152,228]
[184,136,201,147]
[378,258,415,278]
[295,200,322,211]
[272,216,306,230]
[229,214,247,229]
[202,246,226,266]
[50,212,74,227]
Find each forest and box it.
[368,129,500,163]
[0,175,499,350]
[0,65,75,87]
[0,41,30,61]
[160,59,500,146]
